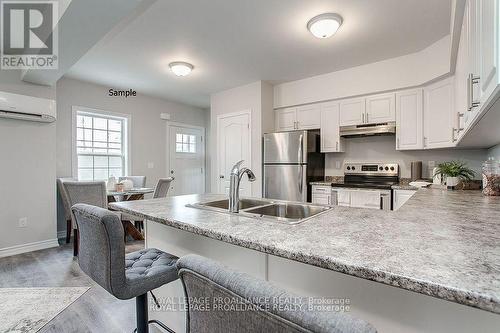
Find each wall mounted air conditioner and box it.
[0,91,56,123]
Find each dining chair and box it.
[153,177,175,198]
[56,178,74,244]
[119,176,147,188]
[177,254,377,333]
[119,176,147,232]
[61,180,115,256]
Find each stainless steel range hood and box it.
[340,122,396,138]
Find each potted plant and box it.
[434,161,475,189]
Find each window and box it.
[176,133,196,153]
[74,109,128,181]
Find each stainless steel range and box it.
[331,162,399,210]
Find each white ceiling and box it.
[65,0,451,108]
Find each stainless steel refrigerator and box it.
[263,130,325,202]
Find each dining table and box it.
[107,187,154,241]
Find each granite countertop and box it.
[110,189,500,314]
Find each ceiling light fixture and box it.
[307,13,343,39]
[169,61,194,76]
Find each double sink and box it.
[187,198,332,224]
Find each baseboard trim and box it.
[0,239,59,258]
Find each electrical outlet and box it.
[147,162,154,169]
[335,161,341,169]
[18,217,27,228]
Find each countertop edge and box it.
[110,202,500,314]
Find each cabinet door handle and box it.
[452,127,456,142]
[336,141,339,151]
[468,73,481,110]
[423,137,427,147]
[397,137,400,149]
[366,113,369,123]
[457,112,464,132]
[362,113,365,123]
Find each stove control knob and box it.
[346,166,351,170]
[379,166,383,171]
[390,166,395,171]
[352,166,356,170]
[385,166,389,171]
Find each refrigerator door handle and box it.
[298,133,304,164]
[298,164,303,195]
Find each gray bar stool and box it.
[72,203,178,333]
[177,254,377,333]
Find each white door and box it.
[365,93,395,124]
[217,111,251,195]
[424,78,455,148]
[396,89,423,150]
[296,104,321,129]
[320,102,343,152]
[168,125,205,195]
[274,107,297,131]
[339,98,365,126]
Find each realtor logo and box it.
[1,0,58,69]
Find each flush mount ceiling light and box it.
[169,61,194,76]
[307,13,343,39]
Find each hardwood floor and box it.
[0,241,144,333]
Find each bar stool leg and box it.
[136,293,149,333]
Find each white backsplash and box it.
[325,136,488,179]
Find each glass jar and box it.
[482,157,500,196]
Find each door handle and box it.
[468,73,480,110]
[298,164,303,195]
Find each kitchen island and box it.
[110,188,500,333]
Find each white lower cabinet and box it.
[311,185,332,205]
[393,189,417,210]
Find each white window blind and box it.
[75,111,128,181]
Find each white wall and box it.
[210,81,273,197]
[273,36,451,108]
[325,136,487,179]
[55,77,208,234]
[487,144,500,160]
[0,73,58,255]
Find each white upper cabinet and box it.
[339,98,365,126]
[320,102,344,153]
[274,107,297,131]
[424,77,455,148]
[365,93,395,123]
[479,0,498,106]
[396,89,423,150]
[275,105,321,131]
[296,104,321,129]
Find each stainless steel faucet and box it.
[229,160,256,213]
